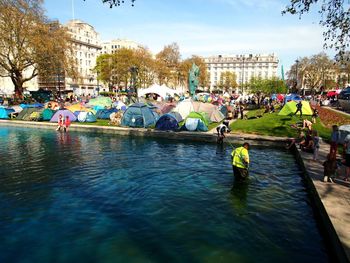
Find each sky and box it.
[43,0,335,75]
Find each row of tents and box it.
[0,98,227,132]
[0,97,320,133]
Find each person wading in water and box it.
[231,142,250,181]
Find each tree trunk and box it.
[11,72,25,99]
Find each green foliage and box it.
[248,77,287,105]
[99,91,115,97]
[218,71,238,91]
[180,55,208,88]
[77,119,110,126]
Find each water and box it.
[0,127,329,263]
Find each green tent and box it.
[42,108,56,121]
[16,108,39,120]
[278,101,313,116]
[186,111,211,126]
[87,97,112,108]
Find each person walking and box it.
[323,154,337,183]
[239,103,245,119]
[294,101,303,117]
[330,125,340,160]
[231,143,250,181]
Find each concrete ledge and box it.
[294,146,350,263]
[0,120,287,147]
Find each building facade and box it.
[65,19,102,96]
[102,39,142,54]
[204,53,279,92]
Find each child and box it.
[312,130,320,161]
[64,115,71,132]
[56,114,64,131]
[323,154,337,183]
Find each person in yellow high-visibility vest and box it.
[231,142,250,181]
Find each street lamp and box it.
[129,66,139,102]
[241,56,245,94]
[295,59,299,93]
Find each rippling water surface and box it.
[0,127,329,263]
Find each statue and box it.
[188,63,200,97]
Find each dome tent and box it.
[173,98,195,119]
[16,108,43,120]
[42,108,55,121]
[50,109,77,122]
[0,108,9,119]
[96,108,118,119]
[87,96,112,108]
[278,101,313,116]
[180,111,210,132]
[77,112,97,122]
[66,104,95,114]
[182,118,208,132]
[186,111,211,127]
[192,101,225,123]
[284,93,302,103]
[121,103,157,128]
[155,113,180,131]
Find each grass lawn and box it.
[76,119,110,126]
[230,110,332,141]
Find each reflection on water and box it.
[0,126,329,263]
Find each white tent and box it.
[138,84,178,99]
[173,98,195,119]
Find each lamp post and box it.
[241,56,245,94]
[295,59,299,93]
[130,66,139,102]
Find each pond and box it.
[0,126,329,263]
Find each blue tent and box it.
[169,111,183,122]
[155,113,180,131]
[121,103,157,128]
[5,108,15,116]
[96,108,118,119]
[77,112,97,122]
[284,93,302,103]
[20,103,44,108]
[0,108,9,119]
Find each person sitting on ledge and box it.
[286,130,305,150]
[300,130,314,153]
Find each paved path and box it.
[297,142,350,262]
